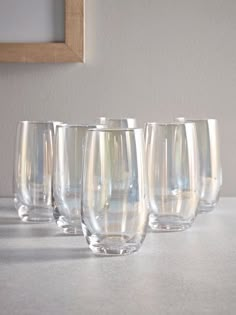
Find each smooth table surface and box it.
[0,198,235,315]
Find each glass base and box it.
[62,226,83,235]
[54,209,82,235]
[149,215,194,232]
[17,204,54,223]
[89,243,140,256]
[198,201,216,214]
[85,233,142,256]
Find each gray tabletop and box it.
[0,198,235,315]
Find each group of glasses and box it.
[13,117,222,256]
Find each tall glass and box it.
[145,122,200,231]
[82,128,148,255]
[14,121,57,222]
[176,118,222,212]
[98,117,137,128]
[53,124,100,234]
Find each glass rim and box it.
[18,120,62,125]
[56,123,104,129]
[87,127,143,132]
[145,121,195,127]
[176,117,218,123]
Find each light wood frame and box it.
[0,0,84,63]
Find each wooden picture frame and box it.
[0,0,84,63]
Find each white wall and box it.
[0,0,235,196]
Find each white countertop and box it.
[0,198,235,315]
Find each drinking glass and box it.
[98,117,137,128]
[14,121,57,222]
[145,122,200,231]
[53,124,100,234]
[176,118,222,212]
[82,128,148,255]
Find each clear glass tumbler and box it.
[98,117,137,128]
[53,124,99,234]
[145,122,200,231]
[82,128,148,255]
[176,118,222,212]
[14,121,56,223]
